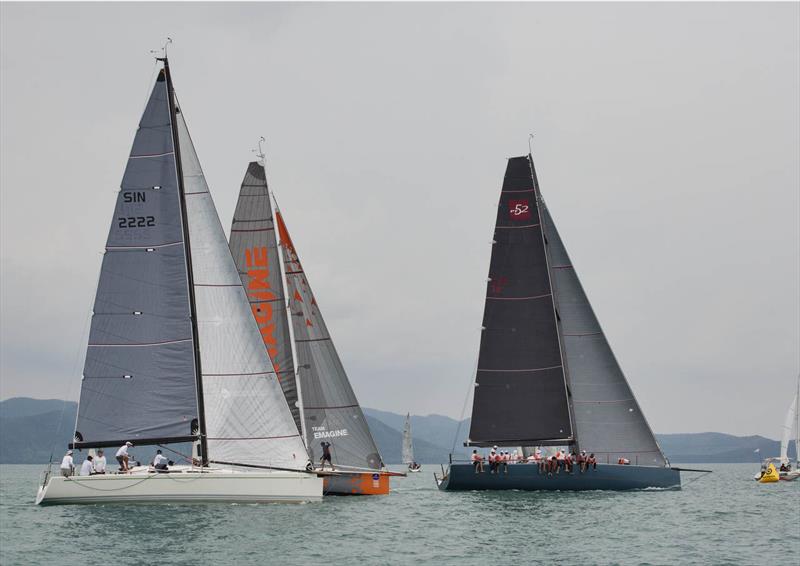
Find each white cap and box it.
[67,450,73,455]
[125,441,133,446]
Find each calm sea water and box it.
[1,463,797,565]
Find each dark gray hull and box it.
[437,463,680,491]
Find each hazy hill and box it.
[1,397,794,465]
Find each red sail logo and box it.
[508,199,531,221]
[245,247,280,371]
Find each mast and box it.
[162,57,208,466]
[273,193,309,448]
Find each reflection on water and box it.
[1,464,798,565]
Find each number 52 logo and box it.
[508,199,531,221]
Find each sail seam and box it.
[203,371,275,377]
[495,223,540,229]
[477,365,562,373]
[231,228,275,233]
[303,404,359,410]
[563,331,602,336]
[194,283,240,287]
[106,241,183,250]
[486,293,552,301]
[573,398,634,404]
[129,151,174,159]
[295,338,332,343]
[88,338,192,347]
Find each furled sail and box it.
[402,414,414,465]
[75,70,199,449]
[228,162,300,433]
[467,156,573,447]
[541,199,666,466]
[174,109,309,470]
[276,210,383,470]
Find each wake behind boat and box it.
[436,153,684,492]
[36,56,322,505]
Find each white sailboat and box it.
[36,56,322,505]
[403,414,421,473]
[755,373,799,482]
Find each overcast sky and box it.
[1,2,798,438]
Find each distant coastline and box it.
[0,397,792,465]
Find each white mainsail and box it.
[402,414,414,465]
[780,374,799,465]
[175,109,309,470]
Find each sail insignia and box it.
[228,161,301,433]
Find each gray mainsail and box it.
[467,156,573,447]
[541,201,666,466]
[276,210,383,470]
[228,162,300,433]
[75,69,199,449]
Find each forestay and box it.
[229,162,301,433]
[276,210,383,470]
[175,109,309,470]
[75,71,199,448]
[468,156,573,447]
[541,199,666,466]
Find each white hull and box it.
[36,467,323,505]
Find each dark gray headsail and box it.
[467,156,573,447]
[228,162,300,433]
[276,210,383,470]
[541,202,666,466]
[75,69,199,448]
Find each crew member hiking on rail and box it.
[60,450,74,477]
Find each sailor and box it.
[577,450,587,472]
[152,450,169,472]
[319,441,334,471]
[60,449,74,477]
[556,450,566,473]
[617,457,630,465]
[587,453,597,470]
[80,455,95,476]
[116,441,133,472]
[500,451,509,474]
[471,449,484,473]
[93,449,106,474]
[489,447,498,473]
[565,451,574,473]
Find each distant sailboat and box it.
[437,153,684,491]
[755,373,799,482]
[229,156,400,495]
[403,414,421,472]
[36,57,322,505]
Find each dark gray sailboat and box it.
[229,158,397,494]
[436,154,681,491]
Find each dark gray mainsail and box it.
[467,156,573,447]
[75,70,198,448]
[541,201,666,466]
[275,210,383,470]
[228,162,300,433]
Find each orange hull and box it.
[321,471,392,495]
